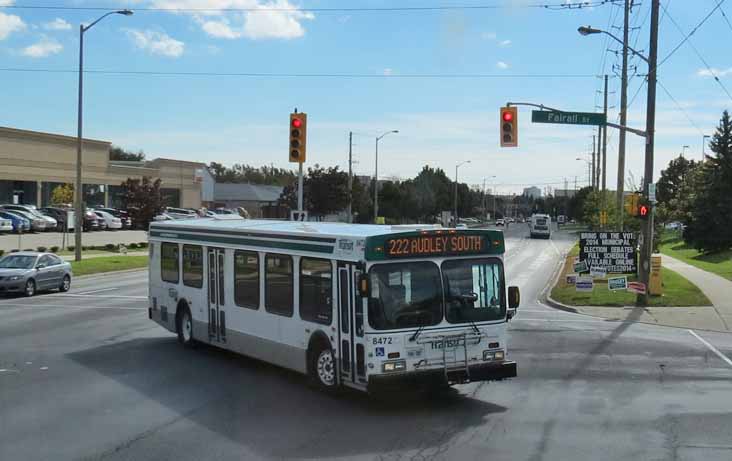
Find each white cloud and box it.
[21,36,62,57]
[125,29,185,57]
[383,68,393,76]
[499,39,511,47]
[43,18,72,31]
[0,11,26,40]
[150,0,314,40]
[496,61,509,69]
[696,67,732,78]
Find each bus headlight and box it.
[382,360,406,372]
[483,350,505,361]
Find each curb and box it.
[74,267,147,281]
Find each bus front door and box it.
[337,263,367,388]
[207,248,226,344]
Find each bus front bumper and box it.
[368,361,517,392]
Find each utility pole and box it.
[602,74,608,192]
[639,0,660,306]
[596,128,602,189]
[592,134,596,190]
[617,0,631,231]
[347,131,353,223]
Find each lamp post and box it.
[482,175,496,221]
[681,145,690,158]
[454,160,471,226]
[373,130,398,223]
[702,134,711,160]
[75,9,133,262]
[577,157,591,188]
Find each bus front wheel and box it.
[310,344,337,391]
[176,303,195,348]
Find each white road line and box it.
[688,329,732,368]
[45,294,147,299]
[0,303,145,311]
[513,317,608,323]
[75,287,119,295]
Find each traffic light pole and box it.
[638,0,660,306]
[347,131,353,223]
[617,0,631,231]
[297,162,304,212]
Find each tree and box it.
[685,110,732,251]
[208,162,295,186]
[110,146,145,162]
[51,183,74,205]
[277,165,349,218]
[656,155,698,225]
[120,177,163,230]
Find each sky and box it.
[1,0,731,195]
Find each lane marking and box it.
[688,329,732,368]
[75,287,119,295]
[0,303,145,311]
[512,317,608,323]
[43,294,147,299]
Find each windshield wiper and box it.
[410,324,426,342]
[467,320,481,336]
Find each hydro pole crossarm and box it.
[507,101,647,138]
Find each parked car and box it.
[0,210,31,233]
[665,221,685,230]
[456,223,468,229]
[165,207,198,220]
[0,252,72,297]
[97,207,132,229]
[1,208,46,232]
[496,219,505,226]
[40,207,73,231]
[0,217,12,233]
[93,210,122,230]
[1,205,56,231]
[213,208,235,215]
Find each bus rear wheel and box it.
[310,345,337,391]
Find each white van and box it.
[529,214,552,239]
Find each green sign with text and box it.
[531,110,606,126]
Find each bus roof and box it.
[149,217,505,261]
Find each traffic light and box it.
[500,106,518,147]
[624,193,641,216]
[289,112,307,163]
[638,201,650,219]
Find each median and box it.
[70,255,149,277]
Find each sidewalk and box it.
[60,251,148,261]
[546,254,732,333]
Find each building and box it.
[0,126,204,209]
[553,189,578,198]
[522,186,542,199]
[212,183,285,218]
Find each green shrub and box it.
[138,242,148,248]
[23,248,34,251]
[50,246,60,253]
[0,250,4,257]
[105,243,117,251]
[10,249,19,253]
[128,243,138,249]
[67,246,74,252]
[82,246,89,251]
[37,246,47,252]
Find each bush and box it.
[50,246,60,253]
[105,243,117,251]
[138,242,148,248]
[37,246,47,253]
[128,243,138,250]
[0,250,4,257]
[82,246,89,251]
[67,246,74,252]
[23,248,34,251]
[10,249,19,253]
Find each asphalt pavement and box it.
[1,224,731,461]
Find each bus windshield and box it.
[367,262,443,330]
[442,259,505,323]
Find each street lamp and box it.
[578,26,649,63]
[702,134,711,160]
[681,145,690,158]
[454,160,471,226]
[373,130,398,223]
[75,9,133,262]
[482,175,496,221]
[577,157,592,188]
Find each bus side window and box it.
[182,245,203,288]
[234,250,259,309]
[265,253,294,317]
[299,258,332,325]
[161,242,179,284]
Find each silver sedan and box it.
[0,252,72,297]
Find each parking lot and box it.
[0,230,148,253]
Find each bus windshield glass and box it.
[367,262,443,330]
[442,259,505,323]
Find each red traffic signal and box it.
[639,204,649,217]
[502,111,514,122]
[291,118,303,129]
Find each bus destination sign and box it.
[385,234,486,258]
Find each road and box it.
[2,225,731,461]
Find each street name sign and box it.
[531,110,607,126]
[579,231,637,274]
[608,276,628,291]
[575,276,594,292]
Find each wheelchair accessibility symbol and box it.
[375,347,385,357]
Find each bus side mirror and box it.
[508,286,520,310]
[357,274,370,298]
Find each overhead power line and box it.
[0,68,600,79]
[658,0,727,67]
[656,79,706,137]
[1,1,624,13]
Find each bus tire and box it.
[309,341,337,392]
[176,302,195,348]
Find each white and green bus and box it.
[148,216,520,393]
